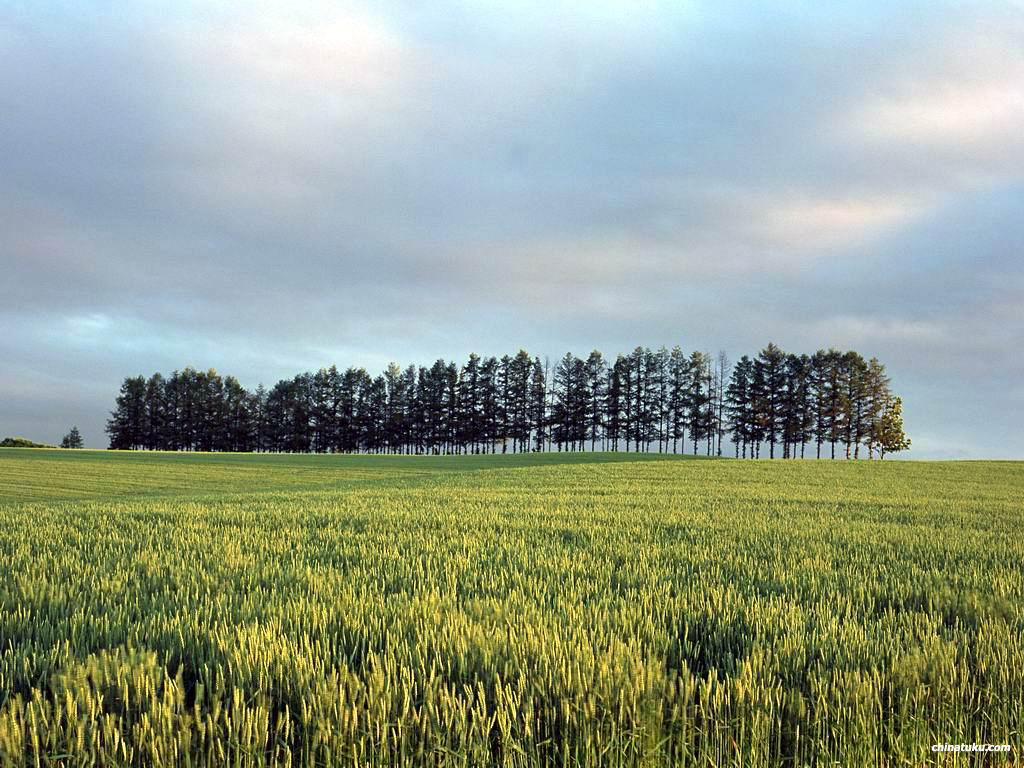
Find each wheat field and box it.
[0,449,1020,766]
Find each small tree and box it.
[61,426,84,449]
[873,396,910,459]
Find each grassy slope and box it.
[0,450,1021,766]
[0,447,699,502]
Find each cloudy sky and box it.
[2,1,1022,456]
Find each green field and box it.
[0,449,1021,767]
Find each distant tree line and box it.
[0,437,57,449]
[106,344,910,458]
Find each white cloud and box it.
[841,20,1024,155]
[855,84,1024,148]
[810,315,946,347]
[747,194,931,255]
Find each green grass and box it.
[0,450,1021,766]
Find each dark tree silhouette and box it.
[61,426,84,449]
[106,343,906,458]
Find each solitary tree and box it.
[61,426,84,449]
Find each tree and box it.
[585,350,606,451]
[507,351,533,453]
[668,347,689,454]
[383,363,408,454]
[311,368,333,453]
[106,375,146,450]
[479,357,501,454]
[61,426,84,449]
[628,347,657,451]
[223,375,252,451]
[651,347,670,453]
[714,351,729,457]
[726,355,754,458]
[529,356,548,452]
[781,354,813,459]
[143,373,166,450]
[753,343,786,459]
[251,384,268,452]
[552,353,583,451]
[862,358,890,459]
[809,351,829,459]
[616,355,634,452]
[815,349,845,459]
[841,351,869,459]
[605,357,625,452]
[686,351,711,455]
[871,396,911,458]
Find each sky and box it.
[1,1,1022,457]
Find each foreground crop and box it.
[0,450,1020,766]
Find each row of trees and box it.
[106,344,910,458]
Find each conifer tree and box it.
[754,343,786,459]
[668,347,689,454]
[726,355,754,458]
[106,376,146,450]
[686,351,711,455]
[529,356,548,452]
[585,350,606,451]
[61,426,84,449]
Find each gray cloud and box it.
[1,1,1022,456]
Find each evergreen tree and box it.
[617,355,635,452]
[841,351,869,459]
[251,384,268,452]
[61,425,84,449]
[668,346,689,454]
[551,353,579,451]
[726,355,754,458]
[529,356,548,452]
[479,357,500,454]
[809,351,829,459]
[862,358,891,459]
[143,373,165,450]
[651,347,670,453]
[457,354,482,453]
[753,343,786,459]
[686,351,711,455]
[714,352,729,457]
[585,350,606,451]
[106,376,146,450]
[781,354,813,459]
[822,349,845,459]
[605,357,625,452]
